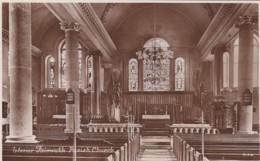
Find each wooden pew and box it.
[4,144,114,161]
[173,133,260,161]
[3,133,140,161]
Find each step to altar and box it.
[137,136,177,161]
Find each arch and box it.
[129,58,138,91]
[175,57,185,91]
[143,37,170,49]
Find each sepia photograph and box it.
[1,1,260,161]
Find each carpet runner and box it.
[137,136,177,161]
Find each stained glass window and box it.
[175,57,185,91]
[137,38,173,91]
[136,38,173,91]
[46,56,55,88]
[143,58,170,91]
[129,58,138,91]
[59,40,83,89]
[223,52,229,87]
[86,55,93,91]
[78,46,83,89]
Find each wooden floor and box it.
[137,136,177,161]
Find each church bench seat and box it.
[173,133,260,161]
[3,133,140,161]
[3,155,113,161]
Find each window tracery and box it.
[129,58,138,91]
[175,57,185,91]
[86,55,93,91]
[46,56,55,88]
[136,38,173,91]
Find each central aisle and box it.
[137,136,177,161]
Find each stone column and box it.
[211,45,226,95]
[60,21,82,133]
[201,62,211,91]
[90,51,101,115]
[6,3,37,143]
[81,51,87,90]
[103,63,112,115]
[235,16,256,134]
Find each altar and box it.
[141,105,171,136]
[141,114,171,136]
[142,115,170,119]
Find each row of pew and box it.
[173,133,260,161]
[3,132,140,161]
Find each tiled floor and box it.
[137,136,177,161]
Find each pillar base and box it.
[64,128,82,134]
[236,131,256,134]
[5,135,38,143]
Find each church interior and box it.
[1,2,260,161]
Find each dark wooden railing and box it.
[37,90,203,125]
[123,91,202,123]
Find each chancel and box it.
[1,2,259,161]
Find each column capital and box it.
[211,45,227,55]
[235,15,258,28]
[60,21,81,32]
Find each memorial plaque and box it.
[242,89,252,106]
[66,88,75,104]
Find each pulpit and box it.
[211,101,238,133]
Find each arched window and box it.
[253,36,259,87]
[86,55,93,91]
[137,38,173,91]
[223,52,229,87]
[46,56,55,88]
[129,58,138,91]
[175,57,185,91]
[78,43,83,89]
[59,40,83,89]
[233,38,239,88]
